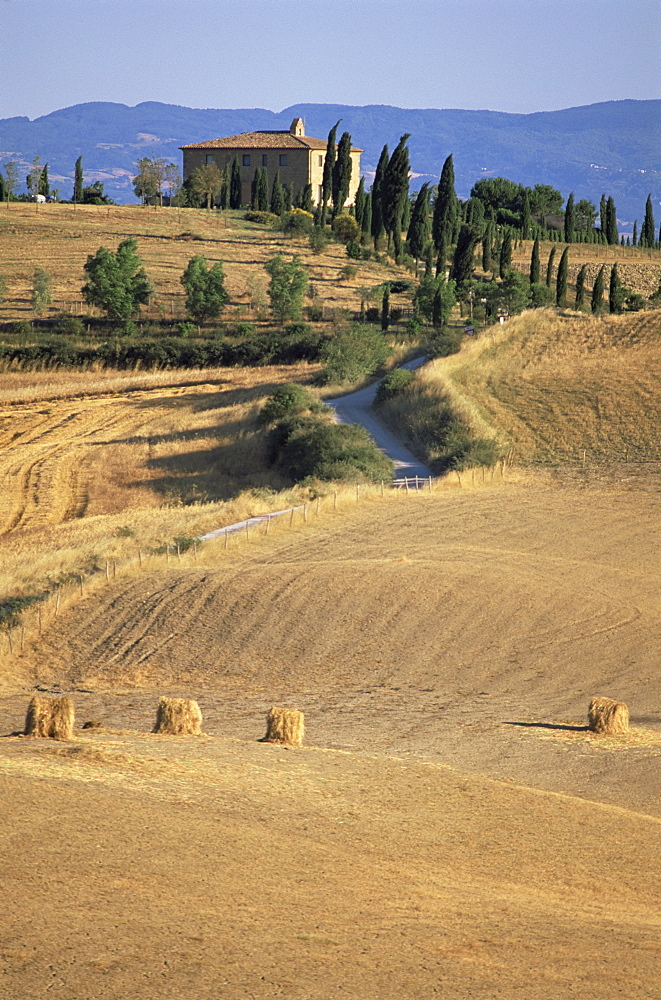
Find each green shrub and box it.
[276,416,394,483]
[57,315,85,337]
[259,382,323,423]
[427,327,464,357]
[338,264,358,281]
[244,210,278,224]
[306,304,324,321]
[374,368,415,405]
[331,214,360,244]
[309,229,331,255]
[279,209,314,236]
[319,323,391,385]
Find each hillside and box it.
[1,99,658,223]
[380,309,661,467]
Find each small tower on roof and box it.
[290,118,305,137]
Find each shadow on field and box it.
[503,721,588,732]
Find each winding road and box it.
[327,356,432,480]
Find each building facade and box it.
[180,118,362,208]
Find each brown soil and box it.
[1,473,660,998]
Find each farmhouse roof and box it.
[180,118,362,153]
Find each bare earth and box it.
[2,472,660,998]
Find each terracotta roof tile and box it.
[180,130,362,153]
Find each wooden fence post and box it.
[106,560,110,581]
[289,507,295,527]
[304,503,308,522]
[8,630,13,655]
[266,514,271,535]
[38,608,42,635]
[138,547,143,568]
[333,491,338,510]
[79,576,84,596]
[245,521,250,542]
[112,560,116,578]
[166,545,170,565]
[381,480,385,497]
[193,540,197,561]
[55,590,61,616]
[177,542,181,562]
[316,497,320,516]
[224,528,229,550]
[428,476,432,492]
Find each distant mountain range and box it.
[0,100,658,229]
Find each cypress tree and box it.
[530,236,540,284]
[39,163,50,198]
[640,194,655,248]
[73,156,84,203]
[320,120,340,227]
[383,133,411,260]
[545,246,556,287]
[591,264,605,313]
[354,177,366,229]
[564,192,575,243]
[407,183,431,262]
[229,156,242,209]
[381,284,390,331]
[361,192,372,242]
[424,241,434,278]
[299,183,313,213]
[270,171,285,215]
[521,188,531,240]
[556,246,569,306]
[609,264,623,313]
[575,264,587,309]
[499,229,512,278]
[435,232,447,278]
[482,225,492,272]
[332,131,352,217]
[432,154,457,251]
[632,220,638,246]
[450,224,480,288]
[250,168,260,209]
[257,167,269,211]
[606,196,617,245]
[599,194,607,237]
[283,182,292,211]
[218,164,230,209]
[371,145,389,248]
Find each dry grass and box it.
[153,697,203,735]
[588,696,630,734]
[423,308,661,464]
[0,202,398,323]
[263,707,305,746]
[24,694,75,739]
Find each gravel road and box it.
[327,356,432,480]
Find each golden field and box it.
[0,201,398,323]
[1,207,660,999]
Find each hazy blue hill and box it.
[0,99,657,226]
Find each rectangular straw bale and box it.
[153,697,202,735]
[24,695,75,740]
[264,706,304,746]
[588,696,629,734]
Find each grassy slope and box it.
[402,308,661,465]
[0,202,400,324]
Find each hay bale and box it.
[264,706,304,746]
[588,696,630,734]
[153,697,202,735]
[24,695,75,740]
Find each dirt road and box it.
[327,357,432,479]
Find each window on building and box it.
[205,154,214,164]
[279,154,287,167]
[318,155,323,167]
[262,154,268,166]
[242,154,251,167]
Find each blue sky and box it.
[1,0,659,120]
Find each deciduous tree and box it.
[180,256,229,324]
[82,237,152,321]
[264,254,308,322]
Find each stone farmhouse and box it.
[180,118,362,208]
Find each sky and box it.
[1,0,659,120]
